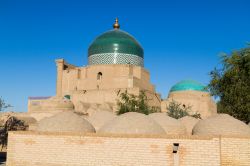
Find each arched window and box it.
[97,72,102,80]
[64,95,71,100]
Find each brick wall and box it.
[7,132,222,166]
[221,137,250,166]
[7,133,250,166]
[7,132,250,166]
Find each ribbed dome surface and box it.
[88,29,144,66]
[193,114,250,136]
[148,113,187,135]
[37,112,95,133]
[179,116,199,135]
[170,80,208,92]
[99,112,166,135]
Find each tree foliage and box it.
[116,90,160,115]
[0,97,11,112]
[167,100,201,119]
[208,46,250,123]
[0,116,27,149]
[0,98,26,148]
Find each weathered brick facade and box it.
[6,131,250,166]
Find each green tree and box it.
[0,97,11,112]
[208,46,250,123]
[167,100,201,119]
[116,90,160,115]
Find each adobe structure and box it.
[161,80,217,118]
[5,19,250,166]
[27,18,216,119]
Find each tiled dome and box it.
[88,19,144,67]
[170,80,208,92]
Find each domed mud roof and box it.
[193,114,250,136]
[99,112,166,135]
[37,111,95,133]
[148,113,187,135]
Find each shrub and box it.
[167,100,201,119]
[0,116,27,149]
[116,90,160,115]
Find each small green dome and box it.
[170,80,208,92]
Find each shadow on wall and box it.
[0,152,6,165]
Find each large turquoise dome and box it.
[170,80,208,92]
[88,19,144,66]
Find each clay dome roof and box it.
[37,111,95,133]
[98,103,112,112]
[99,112,166,135]
[88,19,144,67]
[14,116,37,126]
[170,80,208,92]
[86,106,98,116]
[179,116,199,135]
[148,113,187,135]
[75,101,90,113]
[192,114,250,136]
[0,113,37,126]
[86,111,116,131]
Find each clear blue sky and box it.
[0,0,249,112]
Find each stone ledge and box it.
[8,131,244,140]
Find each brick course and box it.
[6,132,250,166]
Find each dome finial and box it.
[113,17,120,29]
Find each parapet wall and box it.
[6,132,250,166]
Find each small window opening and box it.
[63,65,68,70]
[77,69,81,79]
[97,72,103,80]
[173,143,179,153]
[64,95,71,100]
